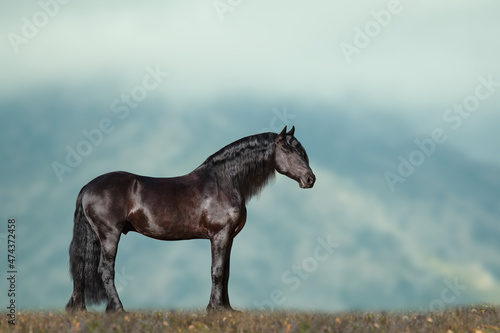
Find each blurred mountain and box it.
[0,85,499,311]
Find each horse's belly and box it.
[127,207,209,241]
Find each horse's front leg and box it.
[207,231,234,312]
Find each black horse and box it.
[66,126,315,312]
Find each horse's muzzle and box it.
[299,173,316,189]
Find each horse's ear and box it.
[287,126,295,137]
[276,126,287,143]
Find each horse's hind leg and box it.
[97,229,125,312]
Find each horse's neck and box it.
[233,153,276,200]
[196,139,277,199]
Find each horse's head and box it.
[274,126,316,189]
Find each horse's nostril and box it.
[308,175,315,185]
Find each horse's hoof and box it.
[206,304,241,313]
[106,306,126,313]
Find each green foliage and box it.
[1,305,499,333]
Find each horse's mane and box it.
[197,132,278,200]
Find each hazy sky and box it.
[2,0,499,162]
[1,0,499,311]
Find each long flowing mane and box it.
[197,132,278,200]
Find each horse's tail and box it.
[66,188,107,310]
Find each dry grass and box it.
[1,305,499,333]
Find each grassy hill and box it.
[1,305,499,333]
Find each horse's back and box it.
[80,171,138,221]
[82,171,137,197]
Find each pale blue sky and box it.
[1,0,499,311]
